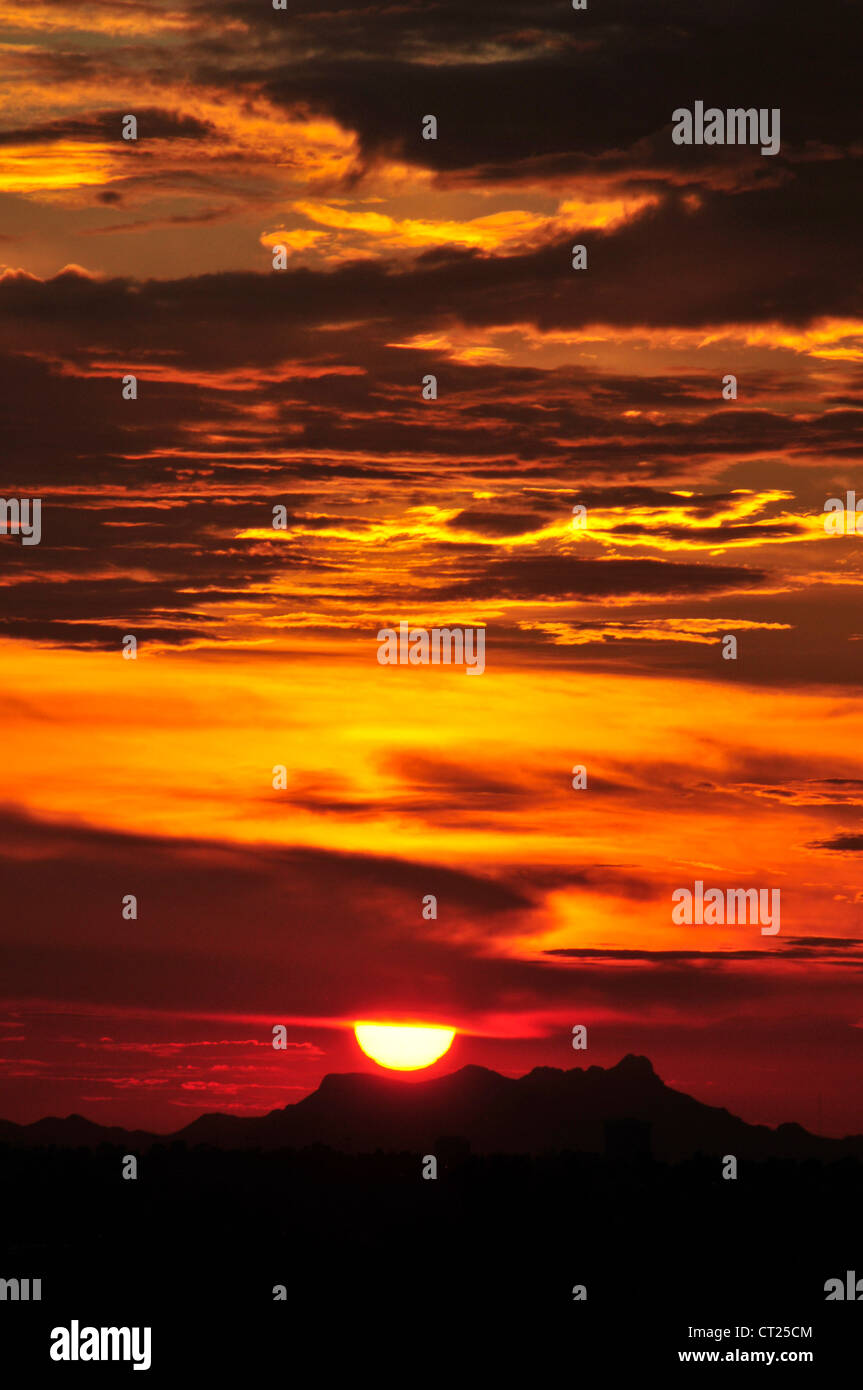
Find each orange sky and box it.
[1,0,862,1135]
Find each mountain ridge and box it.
[2,1054,860,1161]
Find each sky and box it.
[1,0,862,1135]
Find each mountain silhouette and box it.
[3,1054,861,1160]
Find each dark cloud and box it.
[214,0,863,172]
[446,509,549,537]
[0,805,841,1027]
[0,2,858,675]
[84,206,236,235]
[0,109,216,146]
[547,940,863,961]
[437,553,766,601]
[2,173,862,362]
[807,835,863,853]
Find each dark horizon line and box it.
[3,1052,861,1147]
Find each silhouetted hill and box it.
[0,1113,156,1149]
[3,1054,861,1160]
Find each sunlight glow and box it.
[354,1022,456,1070]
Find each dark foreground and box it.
[1,1144,860,1376]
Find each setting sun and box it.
[353,1022,456,1071]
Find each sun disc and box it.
[354,1022,455,1070]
